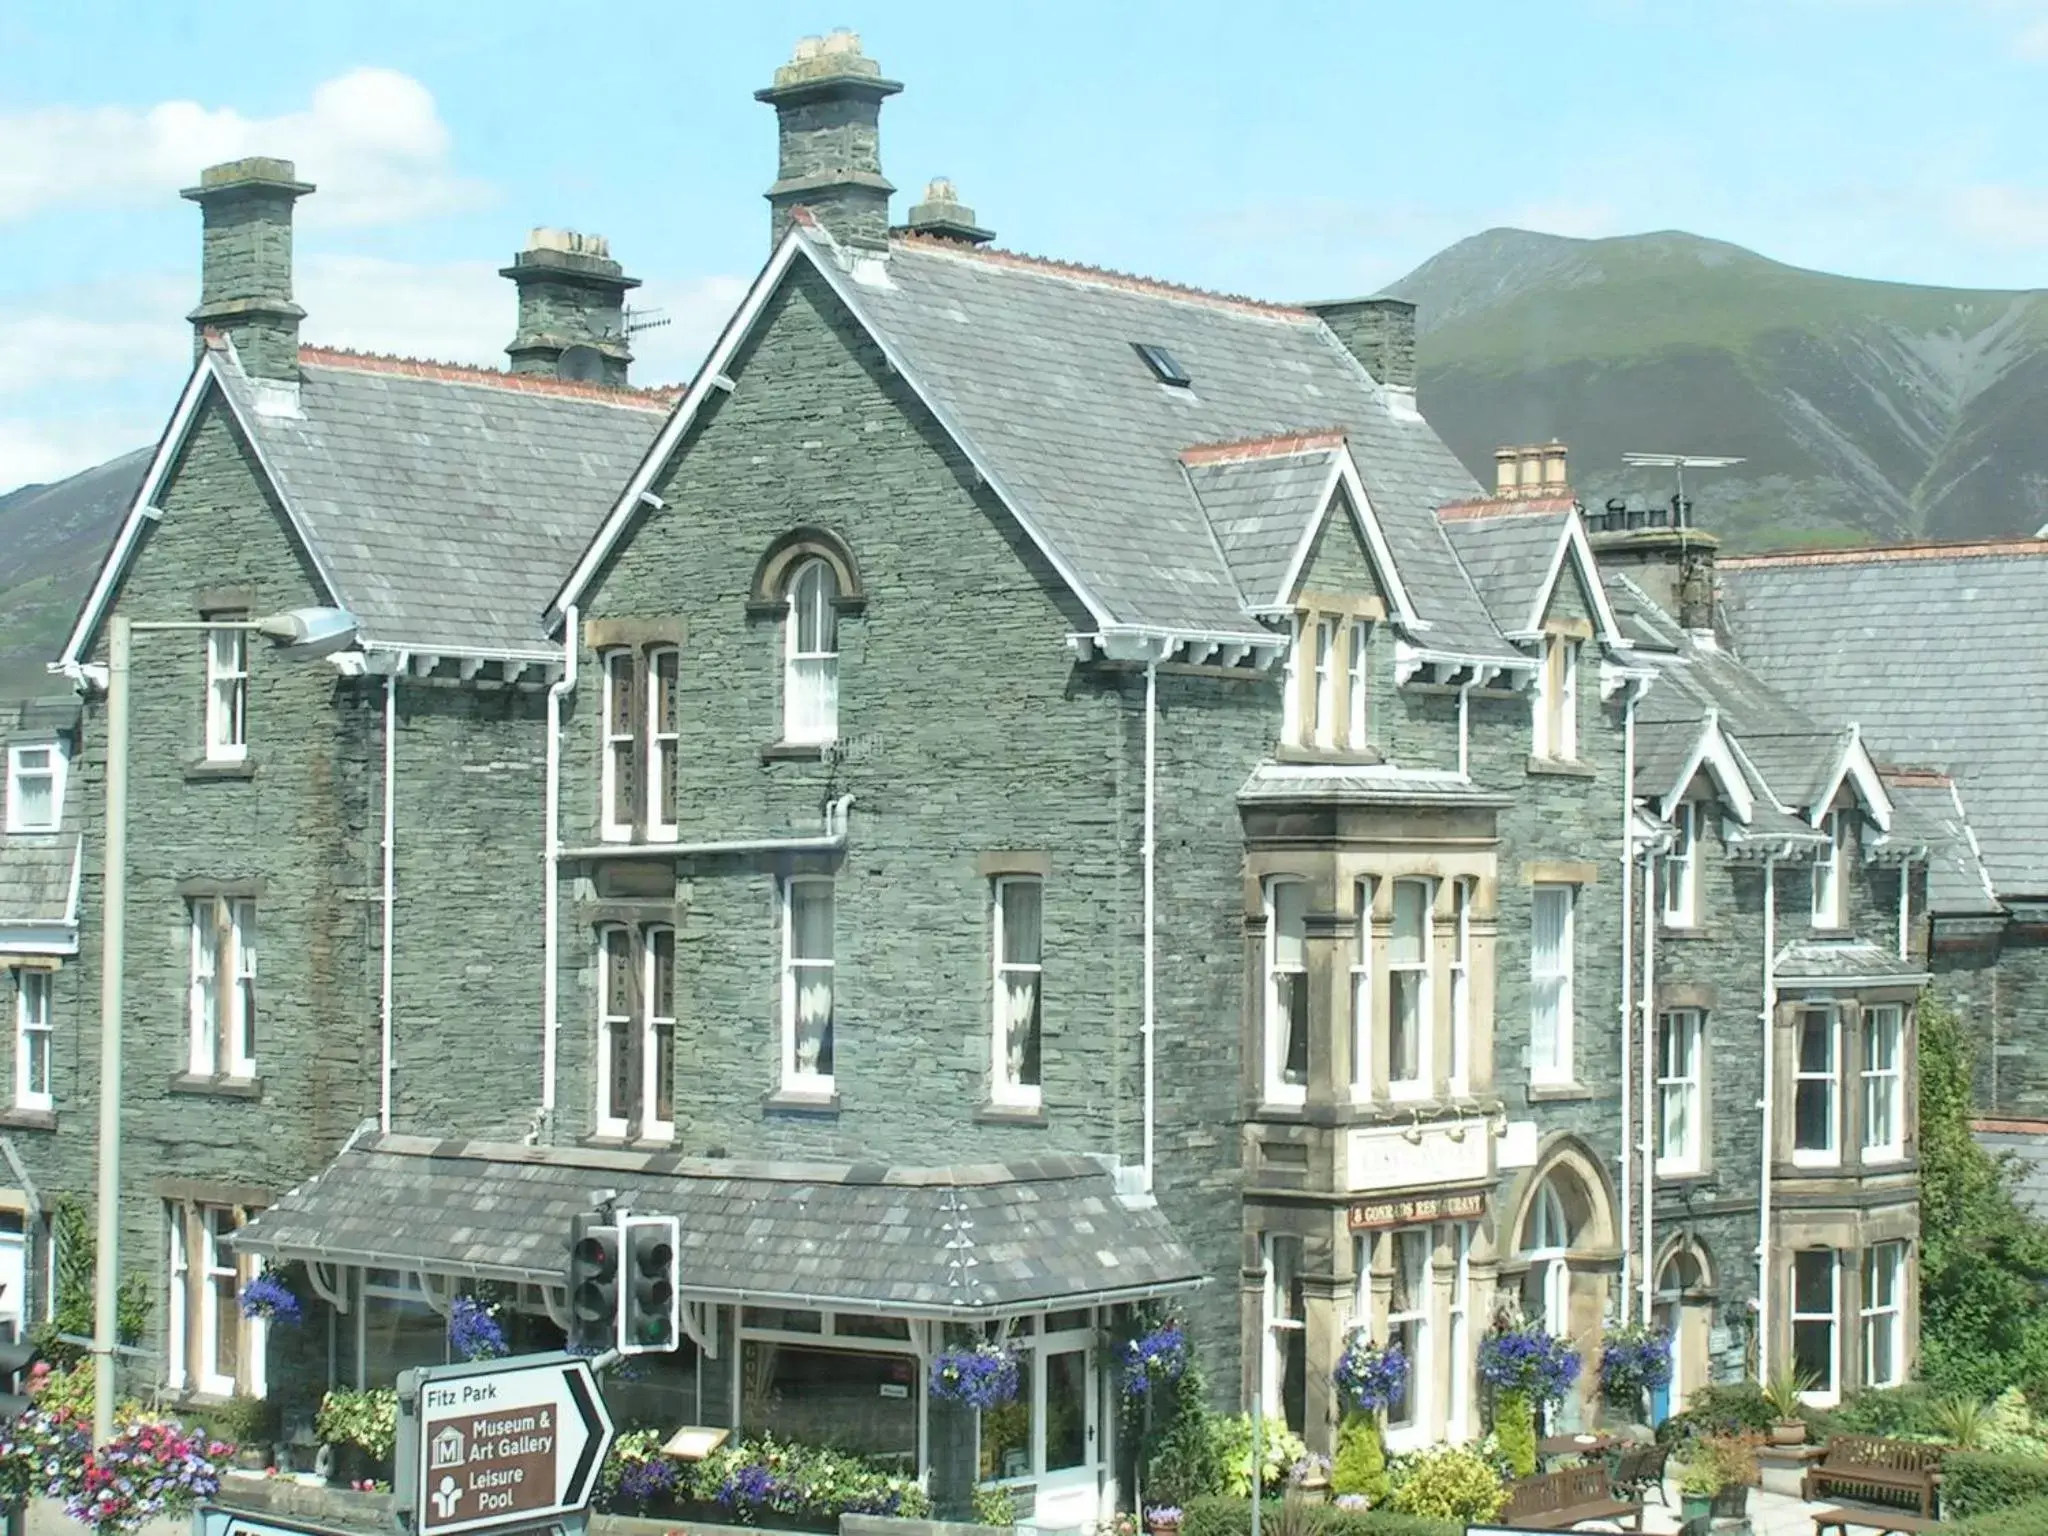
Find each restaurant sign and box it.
[1347,1189,1486,1231]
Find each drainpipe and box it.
[542,605,580,1131]
[1640,841,1658,1324]
[379,672,397,1132]
[1142,656,1158,1194]
[1456,674,1474,780]
[1758,854,1778,1379]
[1896,860,1912,960]
[1618,685,1638,1323]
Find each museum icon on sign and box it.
[431,1426,466,1471]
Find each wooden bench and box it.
[1499,1465,1643,1530]
[1608,1442,1669,1505]
[1800,1435,1944,1519]
[1810,1505,1941,1536]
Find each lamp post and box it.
[92,606,358,1444]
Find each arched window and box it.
[785,558,840,745]
[1520,1176,1576,1336]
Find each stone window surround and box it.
[1278,592,1385,758]
[586,621,687,845]
[163,1197,269,1401]
[1771,1208,1919,1406]
[591,920,677,1146]
[1531,617,1591,764]
[1774,991,1919,1174]
[1242,847,1497,1113]
[746,530,867,759]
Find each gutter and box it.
[541,605,579,1135]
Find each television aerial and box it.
[1620,452,1746,528]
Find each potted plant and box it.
[1680,1432,1759,1521]
[1759,1365,1814,1445]
[1143,1505,1183,1536]
[214,1393,278,1470]
[314,1386,397,1488]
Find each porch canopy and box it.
[232,1134,1206,1318]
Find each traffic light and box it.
[618,1213,680,1355]
[568,1215,620,1355]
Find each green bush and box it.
[1953,1495,2048,1534]
[1383,1444,1505,1521]
[1984,1388,2048,1458]
[1492,1389,1536,1477]
[1824,1384,1940,1439]
[1180,1496,1458,1536]
[1329,1413,1387,1502]
[315,1387,398,1460]
[1212,1416,1306,1498]
[1943,1451,2048,1518]
[1656,1380,1774,1447]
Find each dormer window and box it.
[5,742,65,834]
[1280,608,1377,752]
[1532,633,1578,760]
[1812,808,1851,929]
[1661,802,1701,928]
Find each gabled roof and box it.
[1722,540,2048,897]
[555,227,1522,663]
[1440,500,1622,645]
[0,696,83,954]
[61,342,670,665]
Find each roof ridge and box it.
[296,345,679,412]
[892,233,1315,321]
[1724,536,2048,569]
[1180,429,1346,465]
[1880,767,1955,787]
[1439,494,1578,520]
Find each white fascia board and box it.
[1814,729,1893,833]
[552,229,1119,634]
[57,351,345,667]
[1275,449,1422,630]
[1667,720,1755,824]
[1523,513,1625,643]
[0,924,78,956]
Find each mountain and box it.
[0,449,149,699]
[1386,228,2048,550]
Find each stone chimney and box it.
[1305,297,1417,392]
[756,30,903,251]
[500,229,640,386]
[181,157,314,380]
[1585,494,1720,632]
[902,178,994,245]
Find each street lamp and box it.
[92,606,358,1443]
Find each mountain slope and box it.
[0,449,149,698]
[1387,229,2048,548]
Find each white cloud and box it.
[0,276,188,395]
[0,68,487,227]
[1947,184,2048,250]
[0,414,159,491]
[2019,17,2048,54]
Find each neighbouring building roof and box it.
[1238,762,1512,807]
[233,1135,1205,1318]
[1881,770,2001,917]
[1182,438,1343,607]
[0,696,83,953]
[1721,541,2048,899]
[1973,1119,2048,1221]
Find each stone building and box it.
[0,28,1941,1523]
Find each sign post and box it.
[396,1353,614,1536]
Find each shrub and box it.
[1656,1381,1774,1447]
[1492,1390,1536,1478]
[1383,1445,1505,1522]
[971,1484,1018,1527]
[1180,1496,1459,1536]
[1984,1388,2048,1458]
[1936,1396,1993,1450]
[313,1388,397,1460]
[1953,1495,2048,1534]
[1213,1416,1306,1498]
[1329,1413,1387,1502]
[1827,1384,1940,1439]
[1943,1451,2048,1518]
[693,1434,928,1520]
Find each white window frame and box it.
[642,924,676,1142]
[1388,878,1431,1099]
[1791,1248,1840,1406]
[1662,802,1700,927]
[1446,1223,1472,1443]
[599,649,636,842]
[1281,614,1304,746]
[1261,1233,1304,1426]
[780,876,836,1094]
[1448,878,1472,1094]
[185,898,257,1080]
[1534,634,1578,760]
[198,1206,239,1397]
[1793,1006,1839,1167]
[1812,808,1849,929]
[646,646,679,841]
[1384,1227,1431,1444]
[227,899,256,1079]
[1311,620,1335,749]
[204,626,248,763]
[1264,878,1310,1106]
[1860,1004,1904,1162]
[1524,1181,1571,1337]
[13,969,52,1113]
[165,1206,188,1393]
[4,742,65,834]
[992,876,1044,1109]
[1530,884,1575,1083]
[1859,1242,1904,1390]
[1346,620,1371,751]
[1349,879,1374,1102]
[784,559,840,746]
[595,924,633,1138]
[1655,1009,1704,1176]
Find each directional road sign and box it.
[398,1352,614,1536]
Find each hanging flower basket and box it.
[1118,1320,1189,1398]
[449,1296,509,1361]
[1332,1330,1409,1415]
[1477,1318,1581,1405]
[239,1271,303,1325]
[927,1342,1020,1410]
[1597,1323,1672,1409]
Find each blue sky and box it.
[4,0,2046,493]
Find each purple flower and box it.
[1119,1322,1189,1397]
[239,1272,302,1325]
[448,1296,509,1361]
[1477,1319,1582,1404]
[1332,1332,1410,1413]
[615,1457,678,1506]
[928,1342,1021,1410]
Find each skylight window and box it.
[1133,342,1191,387]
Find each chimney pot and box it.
[903,176,995,246]
[182,155,314,381]
[1518,447,1543,494]
[500,228,640,386]
[1494,448,1518,496]
[1542,441,1568,490]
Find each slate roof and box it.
[805,234,1521,661]
[1439,505,1572,638]
[1181,442,1339,607]
[1774,940,1929,986]
[1882,772,2000,916]
[0,696,83,946]
[1238,762,1511,807]
[212,349,670,655]
[1721,542,2048,897]
[1974,1121,2048,1221]
[233,1135,1205,1318]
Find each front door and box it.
[1033,1327,1100,1531]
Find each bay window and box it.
[992,877,1044,1107]
[1794,1007,1839,1164]
[1791,1249,1839,1402]
[1530,884,1574,1082]
[1388,879,1430,1095]
[1262,1234,1306,1434]
[781,877,835,1092]
[1656,1010,1703,1175]
[1860,1005,1903,1160]
[1264,879,1310,1103]
[785,558,840,745]
[1860,1243,1904,1389]
[1385,1229,1430,1435]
